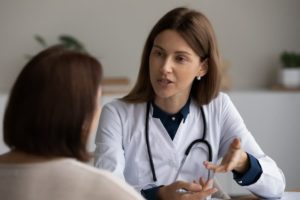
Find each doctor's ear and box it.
[198,58,208,77]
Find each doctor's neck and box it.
[154,95,190,114]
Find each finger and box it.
[226,158,238,171]
[206,161,225,172]
[230,138,241,150]
[204,161,229,173]
[177,181,202,192]
[201,187,218,196]
[199,177,206,186]
[188,182,202,192]
[188,187,218,199]
[213,165,228,173]
[202,179,214,191]
[224,151,242,171]
[220,159,236,172]
[203,161,218,170]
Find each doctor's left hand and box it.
[157,179,217,200]
[203,138,249,174]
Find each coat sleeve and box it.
[218,93,286,199]
[94,102,126,180]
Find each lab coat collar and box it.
[151,98,191,123]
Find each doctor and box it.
[94,7,285,200]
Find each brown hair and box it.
[122,7,221,105]
[3,45,102,162]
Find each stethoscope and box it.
[145,101,213,182]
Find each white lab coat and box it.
[94,92,285,199]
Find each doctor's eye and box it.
[175,55,188,64]
[151,49,164,58]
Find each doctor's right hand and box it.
[156,179,217,200]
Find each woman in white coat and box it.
[94,7,285,200]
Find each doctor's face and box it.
[149,29,206,103]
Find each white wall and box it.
[0,0,300,93]
[225,91,300,195]
[0,95,8,154]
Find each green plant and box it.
[26,34,87,59]
[280,51,300,68]
[34,34,87,52]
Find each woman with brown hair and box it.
[94,7,285,200]
[0,45,144,200]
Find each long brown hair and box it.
[4,45,102,162]
[122,7,221,105]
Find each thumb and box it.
[177,181,202,192]
[230,138,241,150]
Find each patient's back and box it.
[0,158,143,200]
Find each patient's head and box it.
[3,45,102,161]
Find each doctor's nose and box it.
[160,57,173,74]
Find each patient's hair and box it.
[3,45,102,161]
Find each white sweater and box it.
[0,158,144,200]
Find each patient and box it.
[0,45,144,200]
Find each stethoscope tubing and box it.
[145,101,212,182]
[145,102,157,181]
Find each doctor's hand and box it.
[157,179,217,200]
[203,138,249,174]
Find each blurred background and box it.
[0,0,299,196]
[0,0,300,92]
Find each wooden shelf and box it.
[102,77,131,95]
[271,84,300,92]
[102,77,130,85]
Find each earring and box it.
[196,76,201,80]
